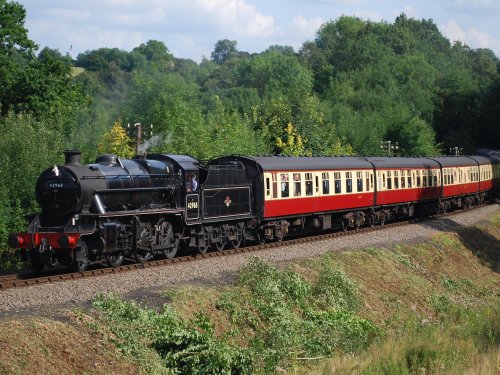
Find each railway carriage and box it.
[210,156,379,238]
[366,157,441,215]
[431,156,495,211]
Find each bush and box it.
[93,259,380,373]
[93,294,253,374]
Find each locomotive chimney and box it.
[64,150,82,165]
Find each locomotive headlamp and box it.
[58,235,79,248]
[8,234,23,248]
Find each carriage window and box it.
[293,173,302,196]
[387,171,392,189]
[365,171,370,191]
[394,171,399,189]
[416,170,421,187]
[434,171,438,186]
[422,171,427,187]
[357,171,363,192]
[322,172,330,195]
[401,170,406,188]
[280,173,289,198]
[346,172,353,193]
[334,172,341,194]
[370,173,374,189]
[428,170,433,187]
[266,177,271,197]
[315,175,320,193]
[382,173,386,189]
[305,173,313,196]
[408,171,413,188]
[272,173,278,198]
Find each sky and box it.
[18,0,500,62]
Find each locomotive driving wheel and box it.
[214,227,226,252]
[74,240,89,272]
[108,253,124,267]
[158,221,179,259]
[197,227,210,254]
[136,227,153,263]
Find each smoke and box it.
[138,134,164,153]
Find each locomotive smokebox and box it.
[65,150,81,165]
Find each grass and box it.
[0,210,498,374]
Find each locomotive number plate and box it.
[186,194,199,220]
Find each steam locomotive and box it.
[8,149,500,272]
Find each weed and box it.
[405,345,439,373]
[393,252,417,271]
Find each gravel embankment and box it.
[0,204,498,318]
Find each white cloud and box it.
[292,16,323,36]
[353,10,384,22]
[441,20,500,55]
[195,0,279,38]
[441,20,466,43]
[24,0,281,60]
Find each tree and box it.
[76,47,132,72]
[0,113,64,250]
[0,0,86,133]
[205,96,267,157]
[123,70,212,158]
[211,39,238,64]
[275,123,309,156]
[132,40,173,68]
[0,0,36,115]
[97,120,135,158]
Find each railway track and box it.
[0,204,491,291]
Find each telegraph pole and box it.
[380,140,399,156]
[128,123,153,155]
[449,146,463,156]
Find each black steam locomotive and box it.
[9,150,257,271]
[8,149,500,272]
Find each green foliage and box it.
[249,96,352,156]
[211,39,239,65]
[217,258,379,371]
[358,301,500,375]
[93,259,379,373]
[0,1,86,131]
[0,113,64,252]
[312,266,359,312]
[205,96,268,157]
[404,345,439,374]
[97,120,135,158]
[275,123,308,156]
[302,14,499,154]
[93,294,253,374]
